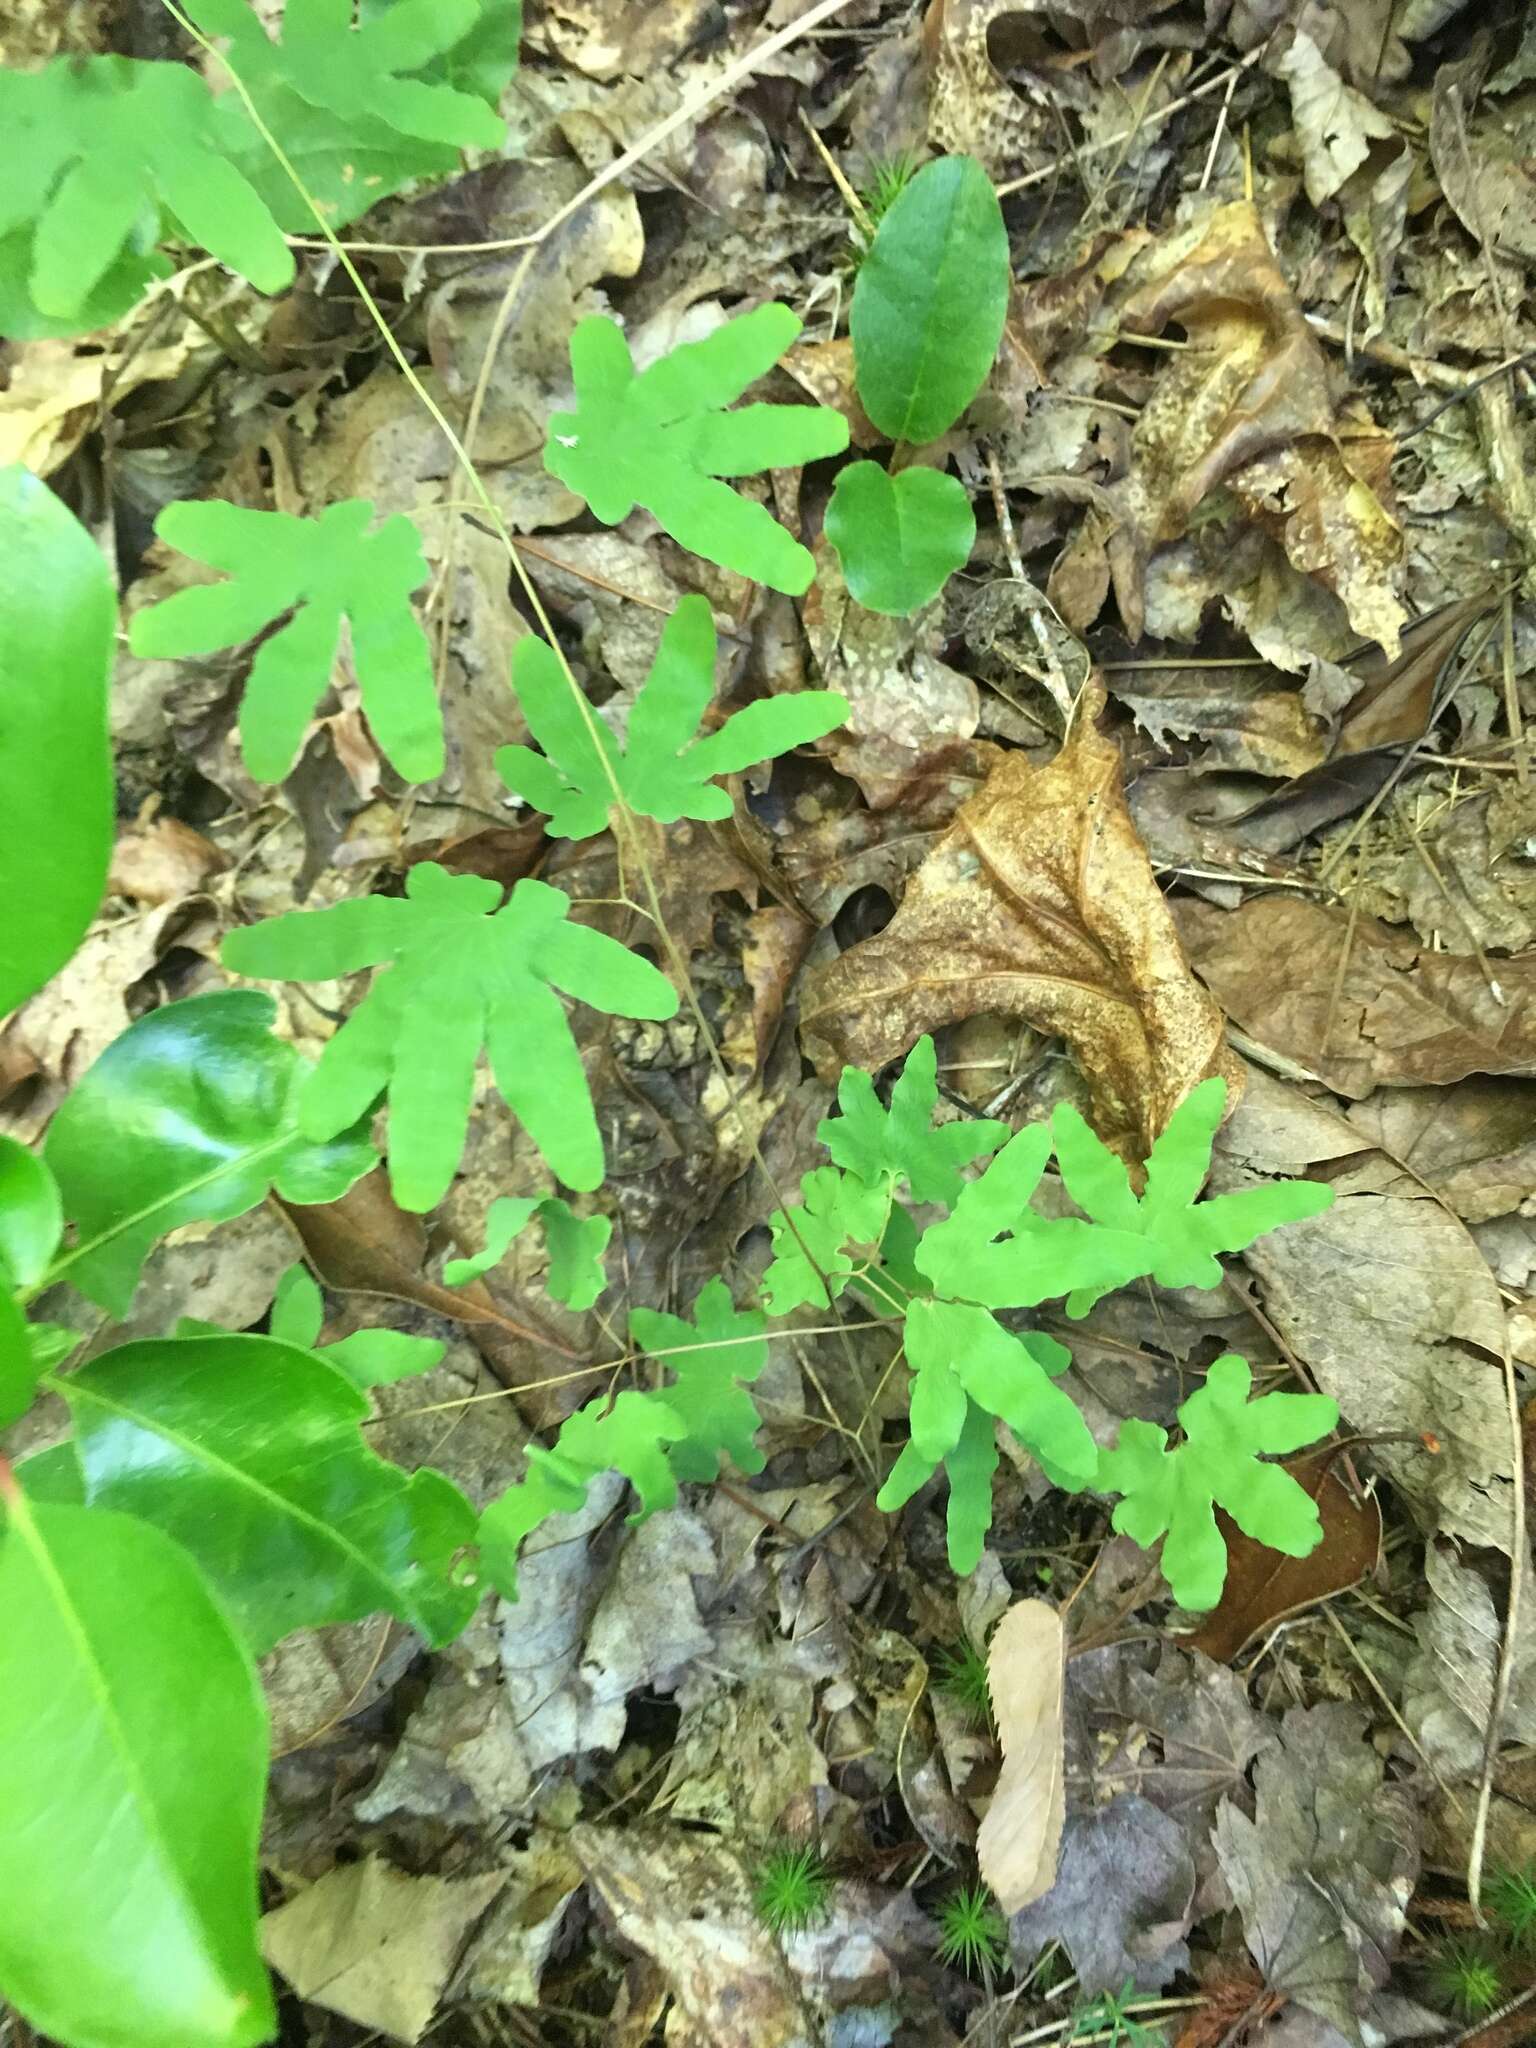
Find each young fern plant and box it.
[0,42,1342,2048]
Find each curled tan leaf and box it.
[977,1600,1066,1914]
[801,681,1240,1158]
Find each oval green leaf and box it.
[0,1491,273,2048]
[57,1333,478,1654]
[42,991,376,1317]
[849,155,1010,444]
[0,464,115,1018]
[825,461,976,615]
[0,1134,62,1290]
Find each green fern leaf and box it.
[763,1166,890,1314]
[543,307,850,593]
[205,0,518,234]
[221,863,679,1212]
[0,57,292,335]
[130,498,441,785]
[820,1037,1005,1205]
[630,1276,768,1482]
[877,1298,1096,1572]
[442,1194,610,1309]
[188,0,505,151]
[1096,1353,1338,1608]
[478,1389,687,1598]
[915,1124,1154,1309]
[1051,1079,1335,1314]
[499,594,846,839]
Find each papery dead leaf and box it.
[1179,895,1536,1097]
[1430,46,1536,267]
[1186,1451,1382,1663]
[1083,202,1406,654]
[977,1599,1066,1913]
[261,1857,506,2044]
[108,815,226,906]
[1245,1190,1514,1553]
[803,681,1241,1159]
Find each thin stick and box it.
[996,53,1262,196]
[1503,587,1529,785]
[1467,1317,1527,1917]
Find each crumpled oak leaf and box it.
[1097,1354,1339,1610]
[802,683,1242,1160]
[1076,202,1406,656]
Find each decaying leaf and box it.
[1403,1542,1536,1775]
[1077,203,1407,654]
[977,1599,1065,1912]
[1009,1793,1196,1994]
[261,1857,506,2044]
[1185,1450,1382,1663]
[803,682,1241,1159]
[1179,896,1536,1097]
[1245,1191,1514,1553]
[1213,1705,1419,2043]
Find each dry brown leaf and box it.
[1178,895,1536,1097]
[1430,46,1536,268]
[977,1600,1066,1913]
[803,538,981,810]
[108,816,227,907]
[802,681,1241,1158]
[1086,202,1406,654]
[261,1857,505,2044]
[1185,1451,1382,1664]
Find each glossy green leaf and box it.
[42,993,374,1317]
[479,1388,687,1599]
[500,595,846,839]
[763,1165,890,1314]
[1051,1079,1335,1314]
[630,1276,768,1483]
[0,465,115,1017]
[914,1124,1155,1309]
[56,1333,478,1654]
[0,1491,273,2048]
[131,498,441,784]
[0,57,293,333]
[850,154,1010,444]
[1097,1353,1339,1608]
[824,461,975,614]
[0,1135,62,1290]
[819,1037,1004,1205]
[223,864,678,1210]
[269,1262,445,1389]
[442,1194,611,1310]
[543,308,850,593]
[877,1299,1096,1571]
[0,1291,40,1429]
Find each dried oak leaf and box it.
[1178,895,1536,1097]
[1082,202,1406,655]
[801,681,1240,1159]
